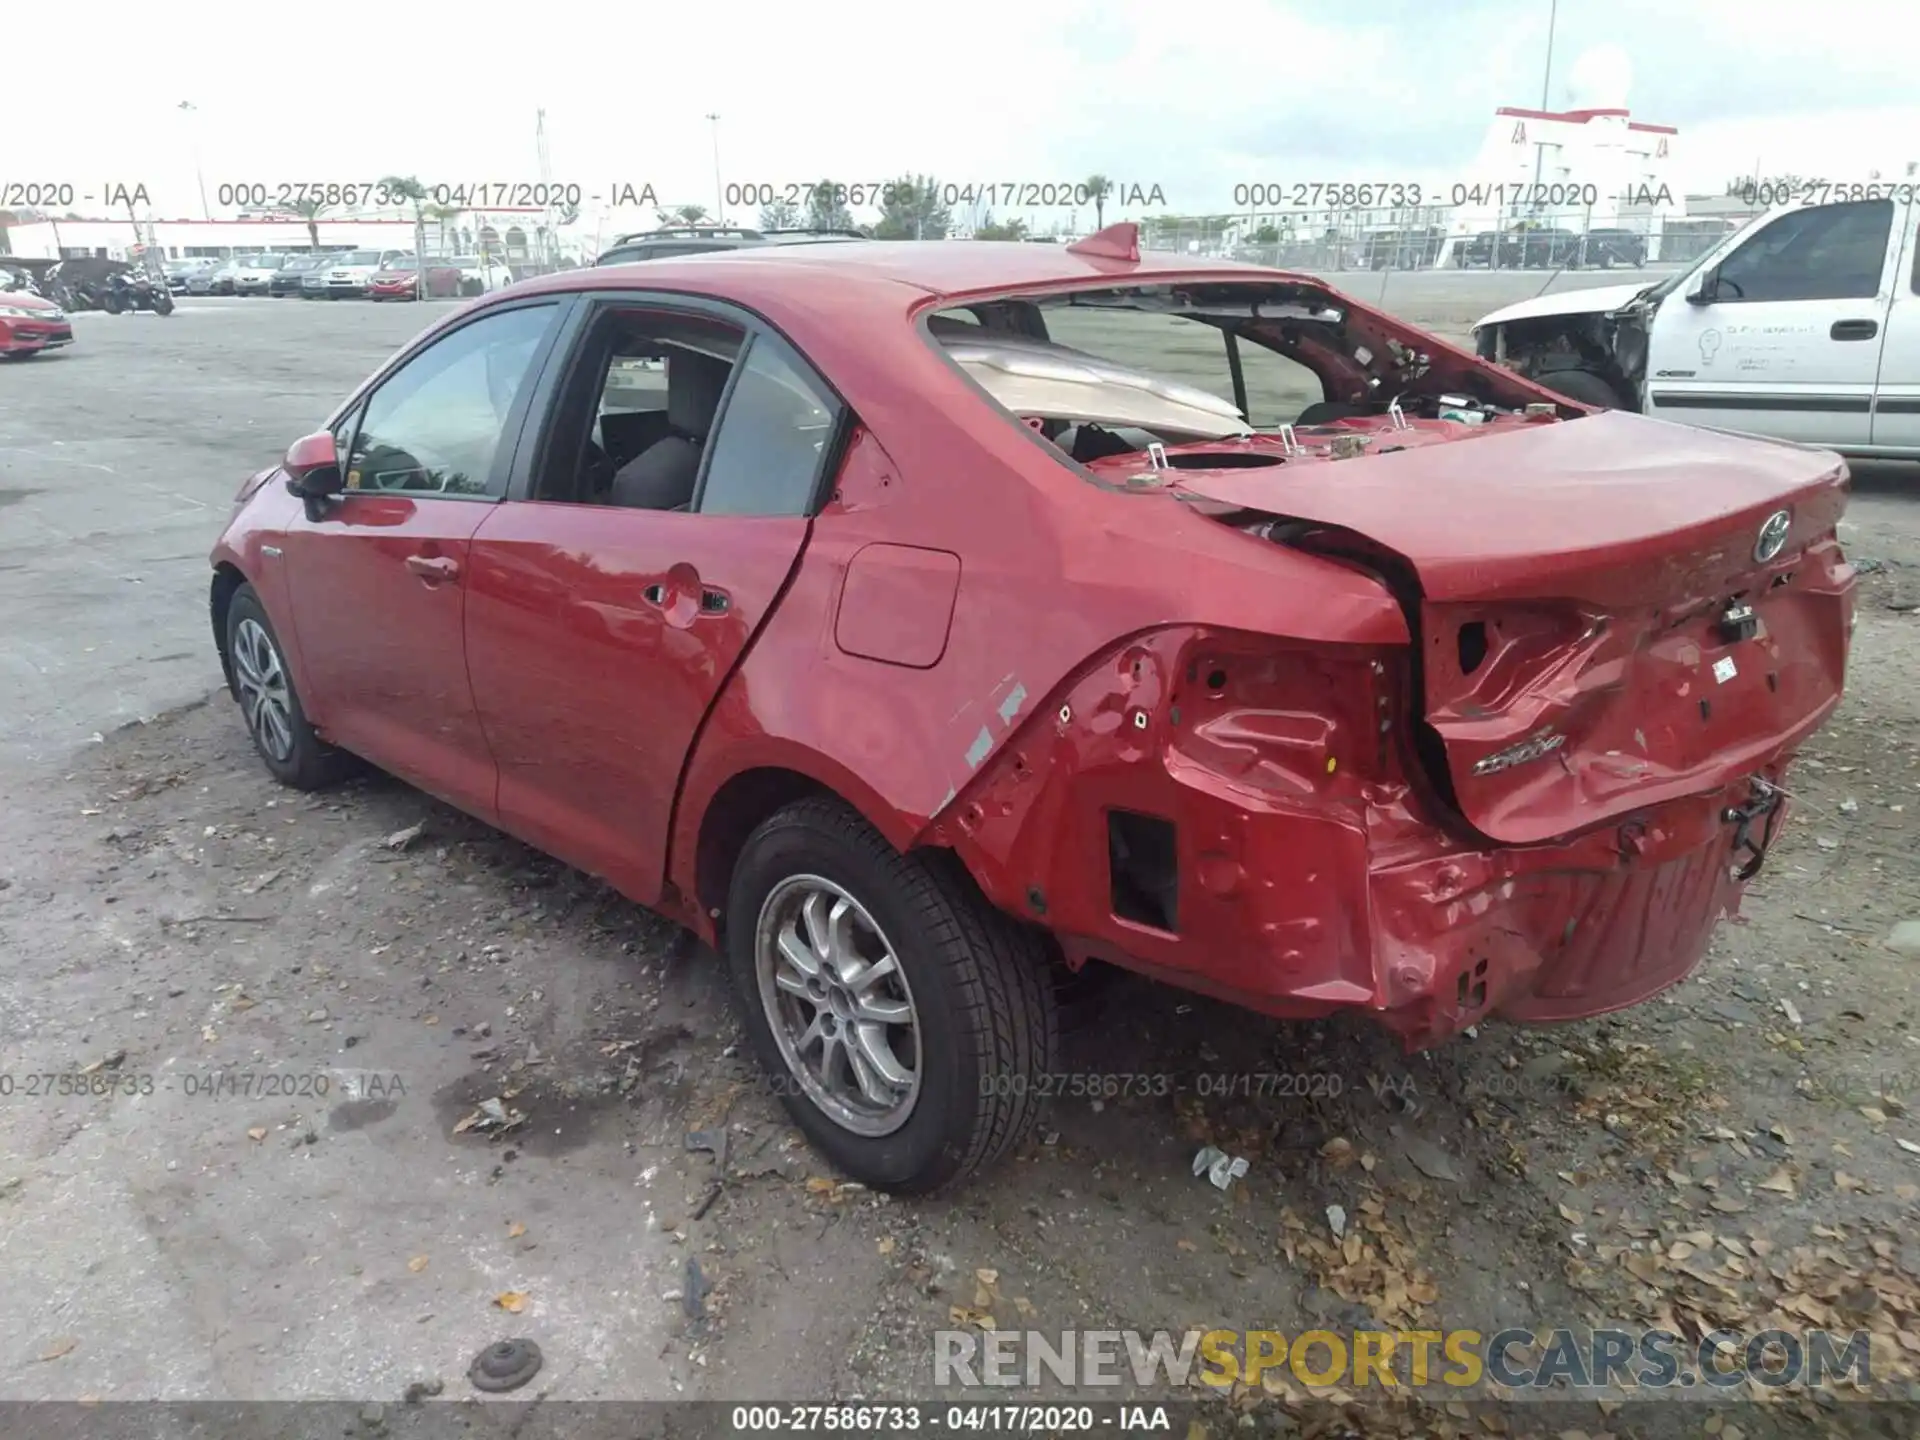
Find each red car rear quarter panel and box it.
[666,299,1408,933]
[633,259,1840,1047]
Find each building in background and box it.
[0,209,592,265]
[1436,105,1680,261]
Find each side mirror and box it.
[1686,268,1718,305]
[282,430,345,499]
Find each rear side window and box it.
[697,339,840,516]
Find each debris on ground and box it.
[466,1338,542,1393]
[1192,1145,1250,1190]
[685,1128,729,1169]
[452,1097,527,1138]
[1397,1131,1464,1184]
[684,1255,712,1335]
[382,821,427,851]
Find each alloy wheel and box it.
[754,874,921,1136]
[232,617,295,763]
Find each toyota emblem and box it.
[1754,509,1792,563]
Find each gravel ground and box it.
[3,278,1920,1432]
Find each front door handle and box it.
[1831,318,1879,341]
[405,554,460,582]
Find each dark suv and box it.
[594,225,866,266]
[1454,226,1584,269]
[1579,228,1648,268]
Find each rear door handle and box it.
[1831,319,1879,340]
[405,554,460,582]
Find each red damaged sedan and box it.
[0,290,75,357]
[207,225,1853,1192]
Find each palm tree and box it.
[1083,174,1112,229]
[292,197,331,251]
[673,204,709,226]
[427,202,464,254]
[379,175,431,296]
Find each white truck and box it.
[1472,191,1920,458]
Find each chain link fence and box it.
[1139,207,1739,273]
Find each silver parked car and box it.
[188,259,247,295]
[304,248,413,299]
[230,254,288,295]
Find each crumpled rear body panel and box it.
[932,622,1799,1049]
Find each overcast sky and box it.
[10,0,1916,225]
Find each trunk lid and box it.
[1170,410,1854,845]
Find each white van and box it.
[1472,191,1920,457]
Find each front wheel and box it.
[102,289,125,314]
[1538,367,1627,410]
[152,290,175,315]
[725,798,1060,1194]
[225,586,351,790]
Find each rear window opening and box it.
[1108,809,1179,933]
[925,281,1570,476]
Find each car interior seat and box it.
[608,350,734,509]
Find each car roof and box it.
[541,238,1277,307]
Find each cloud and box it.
[16,0,1917,222]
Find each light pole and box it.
[178,101,211,222]
[706,113,724,225]
[1528,0,1559,208]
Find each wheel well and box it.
[210,564,247,694]
[1498,315,1643,412]
[694,767,837,934]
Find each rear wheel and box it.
[225,586,350,790]
[1538,368,1627,410]
[725,798,1059,1194]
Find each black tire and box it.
[224,585,350,790]
[724,797,1060,1194]
[102,290,125,314]
[1538,368,1627,410]
[153,291,174,316]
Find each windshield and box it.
[340,251,382,265]
[244,255,282,269]
[380,258,418,272]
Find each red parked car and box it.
[208,225,1854,1192]
[0,288,74,357]
[368,258,462,300]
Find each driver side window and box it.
[1715,200,1893,303]
[345,304,555,498]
